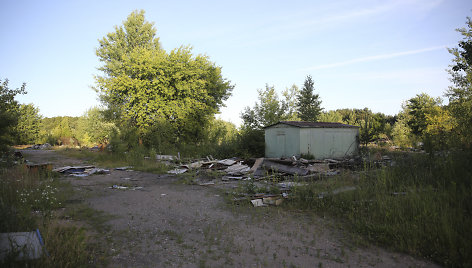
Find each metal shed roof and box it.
[264,121,359,129]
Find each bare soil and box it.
[21,149,438,267]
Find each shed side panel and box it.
[305,128,358,159]
[265,124,300,158]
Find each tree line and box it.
[1,11,471,158]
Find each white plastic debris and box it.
[0,229,45,261]
[251,199,265,207]
[167,168,188,174]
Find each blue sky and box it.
[1,0,471,125]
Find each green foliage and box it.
[318,108,395,146]
[289,151,472,267]
[391,118,412,148]
[0,166,64,232]
[95,10,233,143]
[319,110,343,123]
[296,75,322,121]
[14,103,42,144]
[281,84,300,121]
[241,85,286,129]
[0,78,26,151]
[405,93,442,136]
[83,107,117,145]
[236,127,265,157]
[447,16,472,148]
[423,106,456,151]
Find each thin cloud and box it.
[301,45,449,71]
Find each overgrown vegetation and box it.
[0,165,95,266]
[288,150,472,267]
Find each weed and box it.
[289,150,472,267]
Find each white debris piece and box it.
[217,159,237,166]
[0,230,45,261]
[167,168,188,174]
[251,199,265,207]
[225,163,250,175]
[156,155,174,161]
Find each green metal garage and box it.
[264,121,359,159]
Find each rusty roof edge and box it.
[263,121,359,129]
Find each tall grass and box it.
[290,150,472,267]
[0,164,93,266]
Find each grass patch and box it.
[288,150,472,267]
[0,164,97,266]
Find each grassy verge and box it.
[288,150,472,267]
[0,164,96,266]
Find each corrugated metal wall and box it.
[265,124,300,158]
[300,128,358,159]
[265,124,358,159]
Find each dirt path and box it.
[22,149,437,267]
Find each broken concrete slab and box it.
[0,230,45,261]
[54,166,109,177]
[53,165,95,173]
[225,163,250,175]
[262,160,308,176]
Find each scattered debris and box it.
[156,155,175,161]
[307,163,329,173]
[181,161,203,169]
[249,157,264,173]
[167,168,188,174]
[53,166,109,177]
[263,196,283,206]
[25,163,53,173]
[0,229,46,261]
[109,185,143,190]
[114,166,133,171]
[224,163,250,175]
[222,176,243,181]
[217,159,237,166]
[28,143,52,150]
[262,160,309,176]
[277,181,305,190]
[110,185,128,190]
[198,182,215,186]
[251,199,265,207]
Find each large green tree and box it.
[95,10,233,143]
[447,16,472,147]
[0,79,26,151]
[296,75,322,121]
[405,93,441,137]
[14,103,42,144]
[241,84,285,129]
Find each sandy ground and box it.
[21,149,438,267]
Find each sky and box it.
[1,0,471,126]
